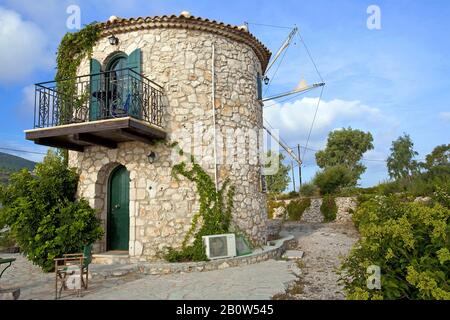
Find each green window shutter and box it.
[89,58,102,121]
[126,48,141,75]
[126,49,142,119]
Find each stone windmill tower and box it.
[26,12,272,262]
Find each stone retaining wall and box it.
[270,197,357,225]
[335,197,357,223]
[300,198,323,223]
[90,235,295,278]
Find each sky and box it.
[0,0,449,188]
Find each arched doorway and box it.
[107,165,130,251]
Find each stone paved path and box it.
[82,260,299,300]
[0,253,145,300]
[1,222,357,300]
[280,222,359,300]
[0,253,298,300]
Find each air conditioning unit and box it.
[202,234,237,260]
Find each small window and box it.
[260,174,267,193]
[257,73,262,100]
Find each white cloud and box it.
[0,7,52,83]
[17,85,35,117]
[264,97,385,141]
[439,112,450,122]
[264,97,399,187]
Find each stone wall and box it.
[69,25,268,261]
[335,197,357,223]
[269,197,357,225]
[300,198,323,223]
[90,235,296,278]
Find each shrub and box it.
[314,165,354,195]
[286,198,311,221]
[0,229,15,251]
[275,191,299,201]
[0,151,103,272]
[340,195,450,300]
[371,166,450,198]
[299,182,318,197]
[374,180,403,195]
[320,195,337,222]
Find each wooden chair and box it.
[54,244,92,299]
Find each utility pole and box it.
[291,161,296,192]
[297,144,302,190]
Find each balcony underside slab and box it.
[25,117,166,152]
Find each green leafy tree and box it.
[0,151,103,272]
[424,144,450,170]
[387,133,419,180]
[314,165,354,195]
[264,151,291,194]
[315,127,374,185]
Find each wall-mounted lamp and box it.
[147,151,156,164]
[263,76,270,85]
[108,34,119,45]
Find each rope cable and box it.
[302,85,324,159]
[297,32,323,82]
[0,146,47,155]
[245,21,294,29]
[263,44,290,96]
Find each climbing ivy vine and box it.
[55,23,101,163]
[164,145,236,262]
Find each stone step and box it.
[89,264,137,279]
[92,252,129,265]
[282,250,304,260]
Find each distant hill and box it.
[0,152,36,184]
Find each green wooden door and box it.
[107,165,130,251]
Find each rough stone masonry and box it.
[68,14,272,262]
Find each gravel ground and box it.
[278,222,359,300]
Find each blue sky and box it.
[0,0,449,188]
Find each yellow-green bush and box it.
[286,198,311,221]
[321,195,337,222]
[267,200,285,219]
[339,190,450,300]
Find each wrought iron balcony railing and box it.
[34,68,164,129]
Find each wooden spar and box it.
[263,125,302,166]
[264,27,298,76]
[262,82,325,102]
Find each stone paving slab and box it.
[81,260,298,300]
[0,253,298,300]
[282,250,304,259]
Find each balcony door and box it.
[106,54,128,117]
[89,49,141,121]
